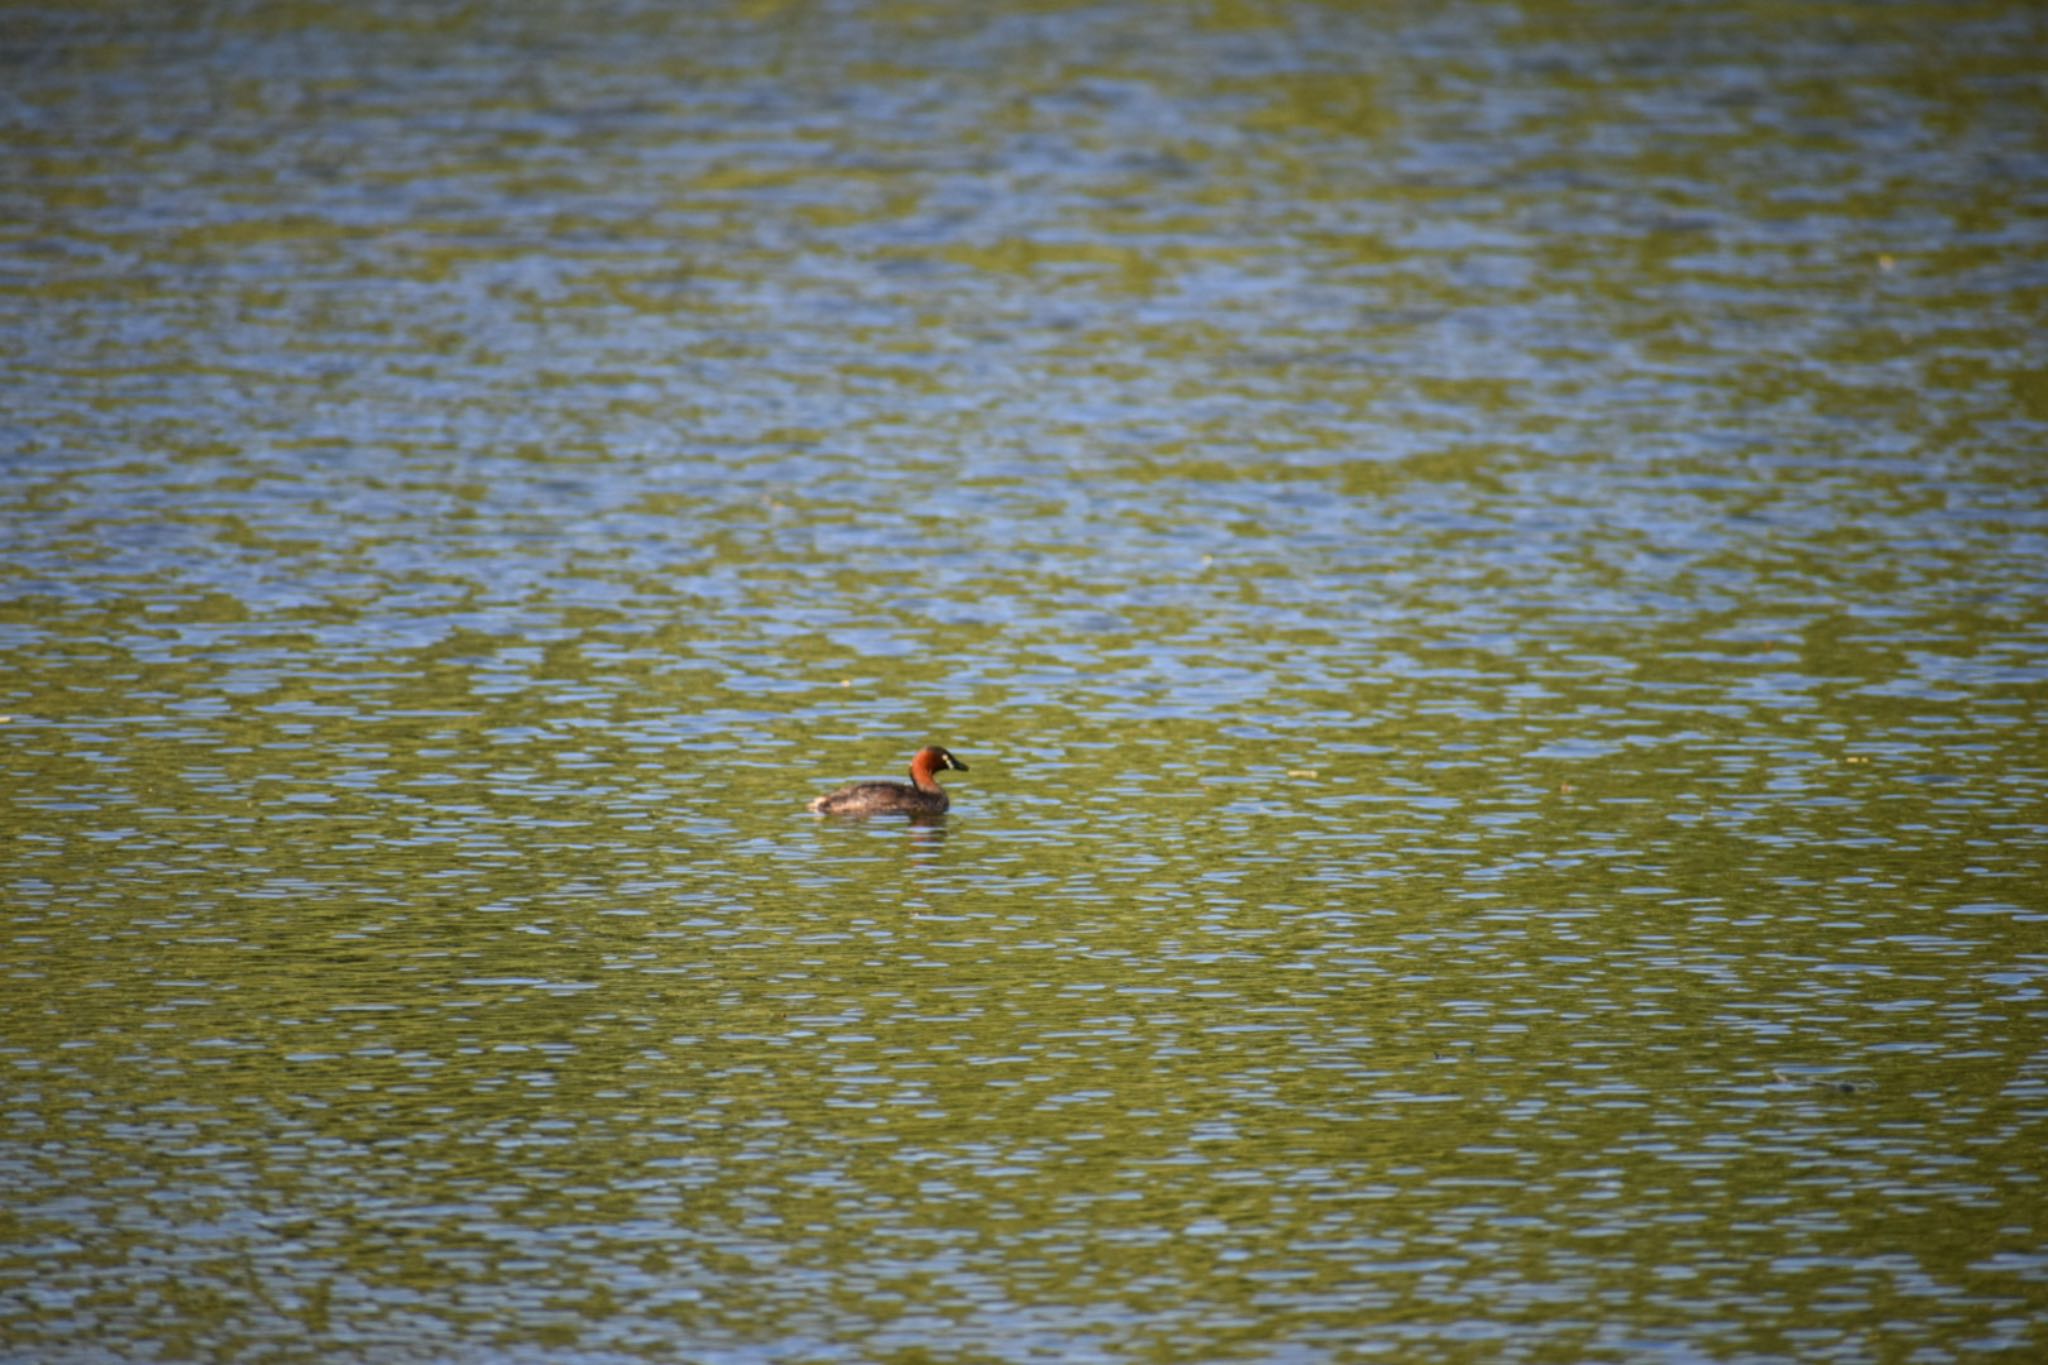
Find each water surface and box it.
[5,1,2048,1360]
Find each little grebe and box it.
[808,745,969,817]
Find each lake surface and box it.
[5,1,2047,1360]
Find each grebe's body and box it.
[809,745,969,817]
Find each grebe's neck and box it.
[908,751,945,792]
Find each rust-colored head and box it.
[908,745,968,788]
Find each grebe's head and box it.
[914,745,968,773]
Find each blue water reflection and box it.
[6,0,2048,1360]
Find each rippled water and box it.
[6,1,2048,1360]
